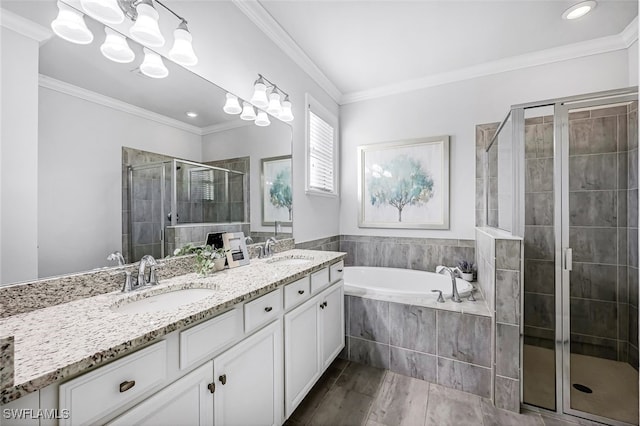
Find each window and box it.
[190,168,215,201]
[306,94,338,196]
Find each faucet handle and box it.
[149,263,164,285]
[431,290,445,303]
[468,288,477,302]
[110,270,134,292]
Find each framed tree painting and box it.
[358,136,450,229]
[261,155,293,226]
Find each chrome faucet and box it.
[137,255,160,287]
[436,265,462,303]
[264,237,278,258]
[107,251,126,266]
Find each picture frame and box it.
[261,155,292,226]
[222,232,250,268]
[357,136,450,229]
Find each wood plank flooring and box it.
[285,359,600,426]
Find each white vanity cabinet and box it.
[213,319,283,426]
[107,361,214,426]
[284,275,345,418]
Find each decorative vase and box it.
[213,257,226,271]
[461,272,473,281]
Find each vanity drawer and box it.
[330,261,344,283]
[310,267,330,294]
[179,306,243,370]
[284,276,311,310]
[59,341,167,426]
[244,288,283,333]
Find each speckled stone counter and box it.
[0,249,345,404]
[0,336,14,390]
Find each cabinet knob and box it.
[207,383,216,394]
[119,380,136,393]
[320,303,325,309]
[264,306,273,312]
[323,301,328,307]
[219,374,227,385]
[298,290,305,295]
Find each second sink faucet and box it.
[264,237,278,258]
[138,255,160,287]
[435,265,462,303]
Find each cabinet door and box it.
[107,361,214,426]
[284,296,321,417]
[319,281,344,370]
[214,319,283,426]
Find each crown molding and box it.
[1,8,52,43]
[621,16,638,47]
[231,0,342,103]
[201,120,252,135]
[39,75,204,135]
[341,32,633,105]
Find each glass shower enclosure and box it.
[127,159,245,262]
[488,87,638,425]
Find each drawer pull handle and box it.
[119,380,136,393]
[219,374,227,385]
[320,304,324,309]
[264,306,273,312]
[208,383,216,394]
[323,301,328,307]
[337,269,343,272]
[298,290,305,295]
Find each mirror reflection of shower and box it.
[124,148,247,263]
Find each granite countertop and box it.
[0,249,345,404]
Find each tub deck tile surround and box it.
[0,249,345,404]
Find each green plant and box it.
[171,244,229,275]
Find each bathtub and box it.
[343,266,473,302]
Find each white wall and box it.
[202,123,292,234]
[169,2,341,244]
[629,40,639,86]
[340,50,630,240]
[1,28,39,285]
[38,87,201,278]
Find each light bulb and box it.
[279,97,294,122]
[51,1,94,45]
[129,0,165,47]
[100,27,135,63]
[80,0,124,24]
[223,93,242,115]
[168,21,198,66]
[255,110,270,127]
[266,91,282,116]
[240,102,256,121]
[140,48,169,79]
[250,79,269,108]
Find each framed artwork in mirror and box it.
[357,136,450,229]
[222,232,250,268]
[261,155,292,226]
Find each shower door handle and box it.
[564,248,573,271]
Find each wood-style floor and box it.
[285,358,595,426]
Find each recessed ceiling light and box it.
[186,111,198,118]
[562,1,596,20]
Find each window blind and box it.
[308,110,335,193]
[190,169,215,201]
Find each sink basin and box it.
[111,288,215,314]
[267,257,313,266]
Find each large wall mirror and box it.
[1,1,293,285]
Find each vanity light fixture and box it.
[168,20,197,66]
[128,0,165,47]
[223,93,242,115]
[266,89,282,116]
[279,95,294,122]
[100,27,135,63]
[140,47,169,78]
[240,102,257,121]
[80,0,124,24]
[562,1,596,20]
[51,1,94,44]
[255,110,271,127]
[250,75,269,108]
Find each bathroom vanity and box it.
[0,250,345,426]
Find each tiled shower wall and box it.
[476,227,522,412]
[204,157,249,223]
[628,101,639,369]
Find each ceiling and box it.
[259,0,638,97]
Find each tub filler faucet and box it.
[435,265,462,303]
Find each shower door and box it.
[558,95,638,425]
